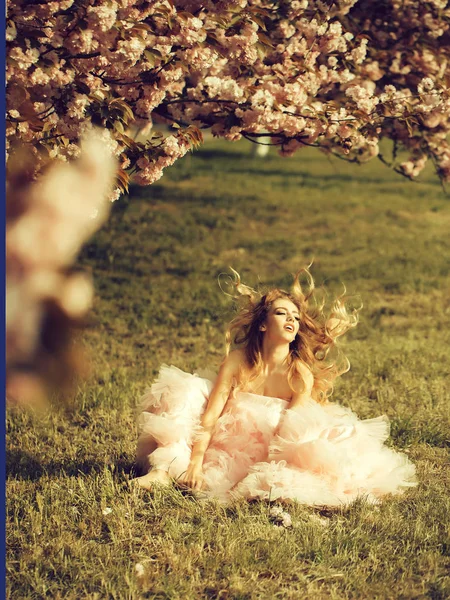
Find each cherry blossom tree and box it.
[6,0,450,193]
[5,0,450,403]
[6,130,117,406]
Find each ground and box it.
[6,139,450,599]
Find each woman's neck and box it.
[261,340,290,372]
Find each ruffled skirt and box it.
[136,365,417,506]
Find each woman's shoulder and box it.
[222,349,246,370]
[215,349,246,383]
[292,360,314,392]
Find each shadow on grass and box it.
[6,449,135,481]
[390,417,450,448]
[128,182,260,207]
[224,165,440,189]
[193,147,250,161]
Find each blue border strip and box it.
[2,0,7,594]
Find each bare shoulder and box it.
[292,361,314,394]
[219,349,246,377]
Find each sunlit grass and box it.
[7,140,450,599]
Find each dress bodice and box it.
[234,390,289,406]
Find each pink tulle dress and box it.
[136,365,417,506]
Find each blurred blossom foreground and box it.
[6,130,117,407]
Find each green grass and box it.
[7,140,450,599]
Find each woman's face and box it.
[262,298,300,343]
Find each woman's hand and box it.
[184,458,204,491]
[181,352,240,492]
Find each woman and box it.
[135,268,416,506]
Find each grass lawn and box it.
[6,139,450,599]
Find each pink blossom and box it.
[418,77,434,94]
[400,156,427,178]
[204,77,244,102]
[65,29,96,54]
[423,112,442,128]
[30,68,50,86]
[6,22,17,42]
[362,61,384,81]
[9,46,40,69]
[5,0,450,187]
[66,94,90,120]
[6,129,117,403]
[345,84,379,114]
[87,3,118,33]
[350,38,368,64]
[109,188,122,202]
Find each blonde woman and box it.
[135,268,416,506]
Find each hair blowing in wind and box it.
[221,266,361,403]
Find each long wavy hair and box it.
[221,266,360,403]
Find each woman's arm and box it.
[184,350,243,490]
